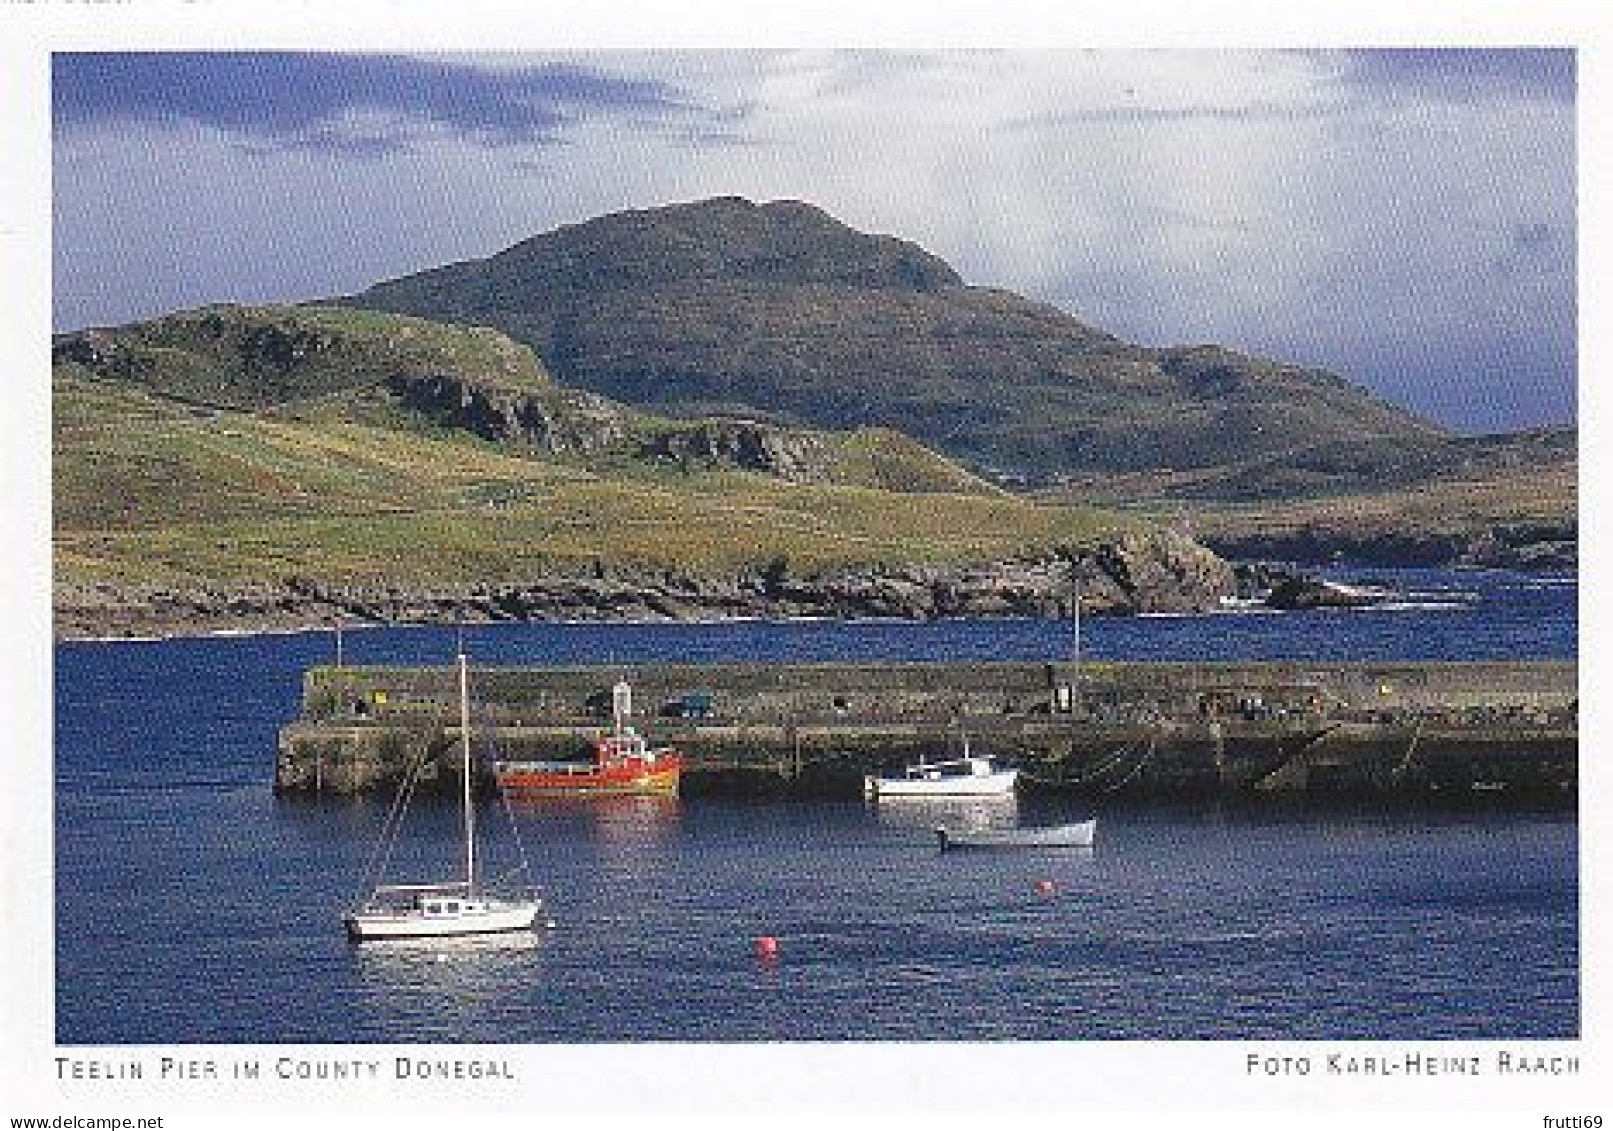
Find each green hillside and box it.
[1044,427,1577,567]
[54,303,553,408]
[53,307,1130,593]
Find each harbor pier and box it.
[275,659,1576,800]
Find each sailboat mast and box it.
[459,650,475,894]
[1071,571,1081,677]
[1066,566,1082,719]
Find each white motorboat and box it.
[934,819,1097,850]
[344,651,543,941]
[864,740,1018,799]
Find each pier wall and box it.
[275,660,1576,800]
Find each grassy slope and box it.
[58,302,999,496]
[54,369,1128,590]
[1176,463,1578,543]
[1043,429,1577,550]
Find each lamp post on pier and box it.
[1071,572,1081,677]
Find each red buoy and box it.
[755,935,780,959]
[1035,879,1057,896]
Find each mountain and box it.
[55,199,1575,606]
[343,195,1447,485]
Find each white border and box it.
[4,1,1604,1122]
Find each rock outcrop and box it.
[1203,519,1578,571]
[1262,576,1396,610]
[1084,528,1235,613]
[382,372,632,455]
[635,419,836,482]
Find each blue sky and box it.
[51,48,1576,434]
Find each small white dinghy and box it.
[934,819,1097,851]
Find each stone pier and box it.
[275,660,1576,800]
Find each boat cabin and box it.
[596,727,666,766]
[906,755,996,780]
[359,882,476,917]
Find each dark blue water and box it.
[55,568,1578,1043]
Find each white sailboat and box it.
[344,651,543,941]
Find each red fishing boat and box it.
[494,729,683,797]
[493,681,684,797]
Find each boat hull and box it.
[865,768,1018,799]
[495,761,681,797]
[935,820,1096,850]
[344,900,541,941]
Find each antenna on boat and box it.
[1067,562,1082,717]
[612,679,633,738]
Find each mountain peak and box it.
[355,196,963,316]
[501,195,963,293]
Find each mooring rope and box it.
[1389,719,1426,783]
[359,736,438,898]
[1104,738,1159,793]
[1017,738,1149,790]
[495,768,536,895]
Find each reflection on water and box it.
[507,794,680,843]
[351,928,546,960]
[869,793,1018,833]
[349,928,550,1040]
[505,794,682,884]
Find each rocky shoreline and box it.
[59,521,1564,641]
[56,529,1235,640]
[1200,523,1576,572]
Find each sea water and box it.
[53,568,1578,1042]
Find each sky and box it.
[50,48,1576,434]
